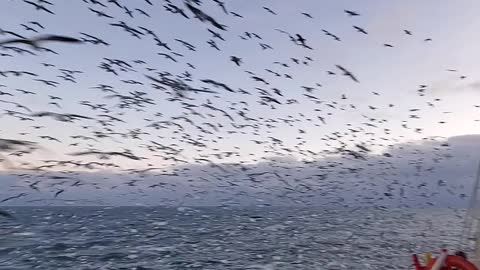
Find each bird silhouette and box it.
[336,65,359,83]
[69,150,145,160]
[1,193,27,203]
[31,112,93,122]
[263,7,277,15]
[201,79,235,92]
[124,6,134,18]
[88,7,113,18]
[208,29,225,41]
[301,12,313,18]
[185,2,226,30]
[21,24,38,33]
[344,9,360,16]
[230,56,242,66]
[136,8,150,17]
[54,189,65,198]
[23,0,54,14]
[213,0,228,14]
[353,26,368,35]
[157,53,177,62]
[164,4,189,19]
[231,12,243,18]
[0,34,82,48]
[29,21,44,29]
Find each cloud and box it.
[429,78,480,95]
[1,134,480,208]
[467,81,480,92]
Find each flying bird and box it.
[336,65,359,83]
[68,150,145,160]
[201,79,235,92]
[185,2,226,30]
[88,7,113,18]
[31,112,93,122]
[54,189,65,198]
[231,12,243,18]
[29,21,45,29]
[301,12,313,18]
[263,7,276,15]
[20,24,38,33]
[1,193,27,203]
[353,26,368,35]
[213,0,228,14]
[230,56,242,66]
[0,34,82,49]
[344,9,360,16]
[23,0,54,14]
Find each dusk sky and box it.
[1,0,480,207]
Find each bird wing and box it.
[347,72,359,82]
[0,38,30,46]
[31,111,55,117]
[37,35,82,43]
[67,114,93,119]
[23,0,38,7]
[39,5,55,14]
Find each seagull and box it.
[88,7,113,18]
[158,53,177,62]
[20,24,38,33]
[213,0,228,14]
[231,12,243,18]
[230,56,242,66]
[185,2,226,30]
[0,34,82,49]
[344,9,360,16]
[208,29,225,41]
[301,12,313,18]
[136,8,150,17]
[69,150,145,160]
[54,189,65,198]
[108,0,122,8]
[23,0,54,14]
[29,21,45,29]
[15,89,35,95]
[336,65,359,83]
[353,26,368,35]
[31,112,93,122]
[296,34,307,47]
[1,193,27,203]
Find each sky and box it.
[1,0,480,207]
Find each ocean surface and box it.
[0,207,469,270]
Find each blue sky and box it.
[1,0,480,206]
